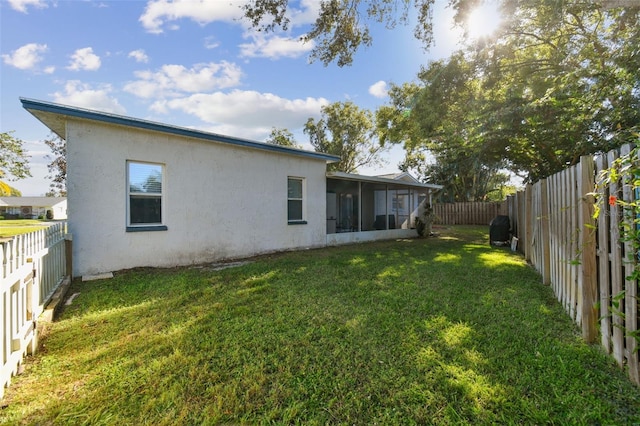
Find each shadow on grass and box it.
[2,226,640,424]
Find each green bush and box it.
[46,209,53,220]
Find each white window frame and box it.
[287,176,306,224]
[126,160,167,232]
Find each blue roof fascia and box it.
[20,97,340,163]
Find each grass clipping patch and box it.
[2,226,640,425]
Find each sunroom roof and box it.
[327,171,442,190]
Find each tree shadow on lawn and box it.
[3,226,640,424]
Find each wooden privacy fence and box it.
[508,144,639,386]
[433,201,507,225]
[0,223,70,398]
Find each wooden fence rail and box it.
[433,202,507,225]
[0,223,69,398]
[508,144,639,386]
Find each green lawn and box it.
[0,219,48,237]
[2,226,639,425]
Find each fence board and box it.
[620,145,639,383]
[595,154,612,354]
[578,156,597,342]
[570,166,579,325]
[540,179,551,285]
[607,149,625,368]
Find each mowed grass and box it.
[0,220,48,237]
[2,226,639,424]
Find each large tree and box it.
[305,101,386,173]
[242,0,440,66]
[0,181,21,196]
[378,1,640,184]
[265,127,301,148]
[44,133,67,197]
[240,0,626,67]
[0,131,31,181]
[474,0,640,181]
[0,131,30,197]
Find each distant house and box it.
[0,197,67,220]
[21,98,441,278]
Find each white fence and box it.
[0,223,69,398]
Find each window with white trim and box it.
[287,177,305,224]
[127,161,166,231]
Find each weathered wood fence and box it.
[508,144,639,386]
[433,202,507,225]
[1,223,70,398]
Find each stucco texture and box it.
[66,119,327,277]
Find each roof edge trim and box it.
[327,171,443,190]
[20,97,340,163]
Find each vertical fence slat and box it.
[560,169,569,312]
[595,154,612,354]
[540,179,551,285]
[620,145,639,383]
[571,165,580,326]
[607,149,625,367]
[549,174,557,292]
[578,155,598,342]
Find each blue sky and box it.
[1,0,492,196]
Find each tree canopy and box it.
[0,131,31,181]
[44,133,67,197]
[242,0,444,66]
[243,0,639,198]
[0,181,21,197]
[377,1,640,190]
[265,127,301,148]
[305,101,386,173]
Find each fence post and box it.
[578,155,598,343]
[65,234,73,280]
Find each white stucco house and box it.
[0,197,67,220]
[21,98,441,278]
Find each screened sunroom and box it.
[325,172,442,244]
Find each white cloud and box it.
[139,0,243,34]
[239,33,314,60]
[288,0,321,26]
[123,61,243,99]
[7,0,48,13]
[204,36,220,50]
[369,80,388,98]
[150,90,328,139]
[1,43,48,70]
[52,80,126,114]
[139,0,320,34]
[67,47,101,71]
[128,49,149,63]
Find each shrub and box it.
[415,203,434,237]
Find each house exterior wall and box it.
[0,200,67,219]
[51,201,68,220]
[326,229,417,246]
[66,119,328,277]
